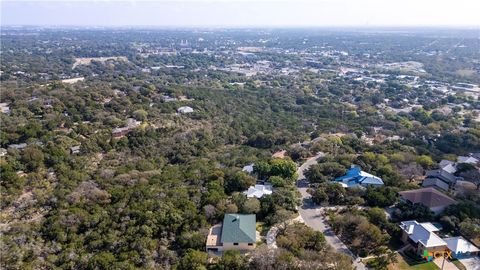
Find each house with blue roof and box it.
[334,166,384,188]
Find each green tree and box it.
[174,249,208,270]
[242,198,260,214]
[270,158,297,180]
[268,175,289,187]
[87,251,116,270]
[216,250,247,270]
[22,146,44,171]
[225,171,256,194]
[133,109,148,121]
[416,155,434,169]
[459,219,480,240]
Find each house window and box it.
[248,243,253,246]
[233,243,239,246]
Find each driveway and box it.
[459,256,480,270]
[433,257,459,270]
[296,153,366,270]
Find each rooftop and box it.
[399,187,457,208]
[244,184,272,198]
[221,214,256,244]
[444,236,480,254]
[335,166,384,187]
[400,220,447,248]
[425,169,459,184]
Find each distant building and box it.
[242,163,254,174]
[61,77,84,84]
[112,118,141,139]
[334,166,384,188]
[162,95,178,102]
[177,106,194,114]
[422,178,450,192]
[439,160,457,174]
[457,155,479,165]
[398,187,457,214]
[443,236,480,258]
[112,127,131,139]
[8,143,27,150]
[206,214,257,253]
[70,145,81,154]
[422,169,462,191]
[399,220,447,260]
[0,103,11,114]
[244,184,272,198]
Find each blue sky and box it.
[2,0,479,27]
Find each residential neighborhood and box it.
[1,9,479,269]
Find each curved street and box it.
[296,152,366,270]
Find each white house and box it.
[0,103,11,114]
[399,220,448,259]
[244,184,272,198]
[242,163,254,174]
[439,160,457,174]
[177,106,194,114]
[457,156,479,165]
[443,236,480,258]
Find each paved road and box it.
[296,153,366,270]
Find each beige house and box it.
[399,220,448,261]
[206,214,256,252]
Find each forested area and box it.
[1,28,479,269]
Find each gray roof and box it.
[425,169,459,184]
[439,159,454,168]
[221,214,256,244]
[422,178,449,191]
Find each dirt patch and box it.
[72,56,128,69]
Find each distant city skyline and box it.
[2,0,479,27]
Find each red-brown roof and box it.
[398,187,457,208]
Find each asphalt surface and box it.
[296,153,366,270]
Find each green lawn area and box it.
[451,259,466,270]
[388,253,439,270]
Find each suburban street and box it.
[296,153,366,270]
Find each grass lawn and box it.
[388,253,439,270]
[450,259,466,270]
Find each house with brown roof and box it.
[398,187,457,215]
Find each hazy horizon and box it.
[2,0,479,28]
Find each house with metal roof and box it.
[444,236,480,258]
[399,220,448,260]
[334,166,384,188]
[242,163,254,174]
[206,214,257,253]
[177,106,194,114]
[439,160,457,174]
[422,169,462,191]
[457,155,479,165]
[243,184,272,198]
